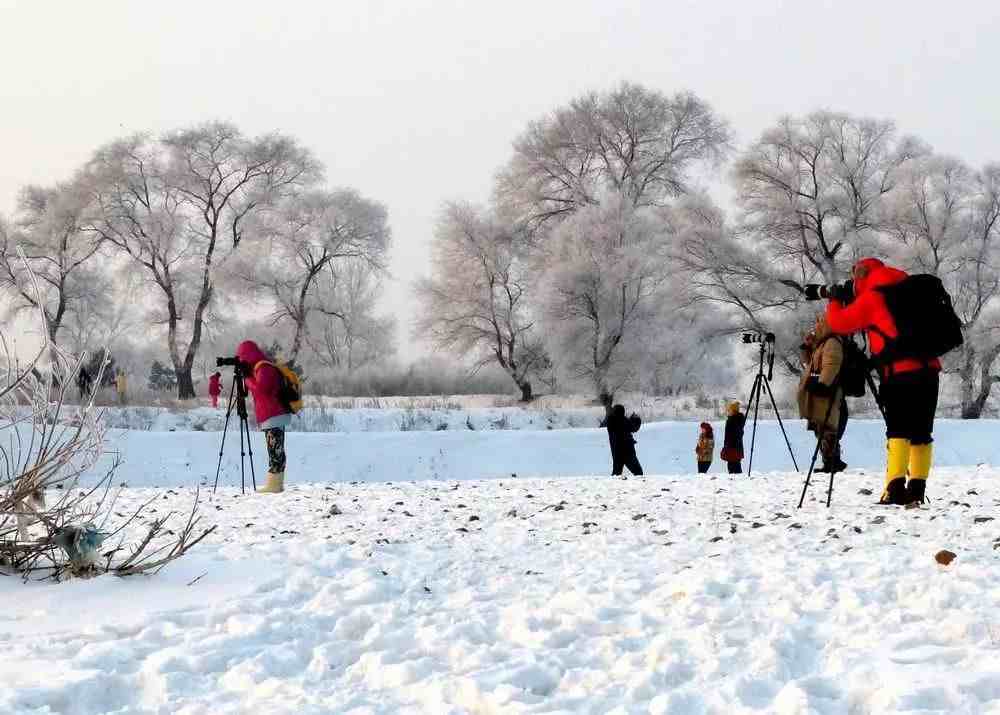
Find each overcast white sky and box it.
[2,0,999,358]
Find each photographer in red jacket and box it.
[236,341,291,494]
[824,258,941,505]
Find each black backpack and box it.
[874,274,963,365]
[837,337,868,398]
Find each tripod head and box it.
[217,356,251,419]
[745,331,777,382]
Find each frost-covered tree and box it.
[243,189,391,364]
[732,111,924,284]
[680,112,926,372]
[883,157,1000,417]
[84,122,320,399]
[309,259,397,372]
[496,82,731,233]
[538,198,675,404]
[0,181,105,354]
[420,83,730,401]
[414,202,546,401]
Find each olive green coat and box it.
[797,330,843,431]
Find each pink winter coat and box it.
[236,341,289,425]
[208,373,222,397]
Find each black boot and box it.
[816,458,847,475]
[878,478,907,505]
[905,478,926,505]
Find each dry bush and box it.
[0,257,214,580]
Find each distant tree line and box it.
[5,90,999,415]
[0,122,394,398]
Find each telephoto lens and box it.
[742,332,771,344]
[803,281,855,303]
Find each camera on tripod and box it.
[213,355,256,494]
[803,280,855,303]
[741,331,776,345]
[739,329,798,477]
[217,356,246,377]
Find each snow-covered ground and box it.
[4,468,1000,714]
[5,420,1000,713]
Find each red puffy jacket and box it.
[236,341,289,425]
[208,373,222,397]
[826,258,941,376]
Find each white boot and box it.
[258,472,285,494]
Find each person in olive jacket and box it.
[797,315,847,475]
[695,422,714,474]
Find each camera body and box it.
[216,356,247,378]
[742,332,776,344]
[804,280,855,303]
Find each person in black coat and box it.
[77,365,93,401]
[721,401,746,474]
[605,404,643,477]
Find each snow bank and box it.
[85,392,790,433]
[93,404,618,433]
[93,418,1000,489]
[4,471,1000,712]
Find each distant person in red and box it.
[208,371,222,408]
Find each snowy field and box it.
[4,468,1000,714]
[89,418,1000,487]
[5,421,1000,714]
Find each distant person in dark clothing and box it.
[605,404,643,477]
[77,366,93,402]
[721,401,746,474]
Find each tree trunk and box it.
[597,386,614,417]
[594,345,616,415]
[518,379,533,402]
[176,366,196,400]
[289,319,306,365]
[960,343,1000,419]
[161,270,191,400]
[959,345,977,418]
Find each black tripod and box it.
[212,365,258,494]
[798,365,885,508]
[745,335,799,478]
